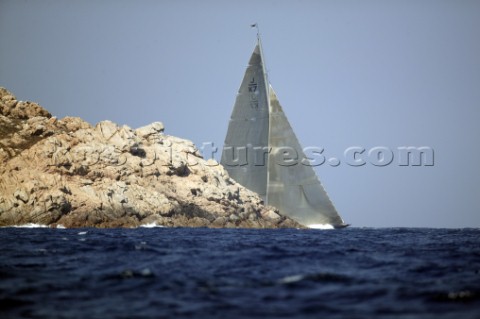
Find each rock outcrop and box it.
[0,87,303,228]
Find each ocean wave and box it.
[1,227,479,318]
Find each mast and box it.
[253,23,272,204]
[253,24,270,95]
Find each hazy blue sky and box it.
[1,0,479,228]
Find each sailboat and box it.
[221,33,348,229]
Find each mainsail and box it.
[221,44,269,199]
[221,38,347,228]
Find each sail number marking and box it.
[248,77,259,109]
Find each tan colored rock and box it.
[261,209,282,220]
[135,122,164,139]
[0,89,51,119]
[0,87,304,229]
[58,116,92,132]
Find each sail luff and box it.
[257,34,270,97]
[256,35,272,204]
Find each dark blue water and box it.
[1,227,479,319]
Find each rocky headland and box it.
[0,87,302,228]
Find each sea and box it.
[0,226,479,319]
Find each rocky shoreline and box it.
[0,87,303,229]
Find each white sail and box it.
[267,85,345,227]
[221,39,347,228]
[220,44,269,199]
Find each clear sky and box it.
[1,0,479,228]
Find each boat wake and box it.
[307,224,335,230]
[139,222,165,228]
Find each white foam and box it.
[140,222,164,228]
[7,223,49,228]
[307,224,334,230]
[1,223,71,229]
[78,231,88,235]
[278,274,305,284]
[140,268,152,276]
